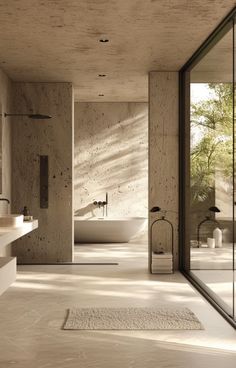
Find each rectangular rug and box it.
[63,307,203,330]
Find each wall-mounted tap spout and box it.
[93,193,108,216]
[0,198,10,214]
[0,198,10,205]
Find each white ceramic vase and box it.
[213,227,222,248]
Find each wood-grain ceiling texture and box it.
[0,0,235,101]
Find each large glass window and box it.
[180,11,236,325]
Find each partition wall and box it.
[180,7,236,327]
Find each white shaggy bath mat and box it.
[63,307,203,330]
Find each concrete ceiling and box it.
[191,27,233,83]
[0,1,235,102]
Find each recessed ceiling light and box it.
[98,94,104,96]
[99,38,109,43]
[98,74,106,77]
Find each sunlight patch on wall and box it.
[74,103,148,228]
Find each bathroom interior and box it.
[0,3,236,337]
[1,4,236,367]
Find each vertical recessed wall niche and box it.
[11,82,74,263]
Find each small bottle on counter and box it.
[213,227,222,248]
[22,206,33,221]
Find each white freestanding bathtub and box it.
[74,216,147,243]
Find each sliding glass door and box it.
[180,9,236,325]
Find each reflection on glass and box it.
[189,26,234,316]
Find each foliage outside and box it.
[190,83,233,205]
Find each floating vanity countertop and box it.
[0,220,38,249]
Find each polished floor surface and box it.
[191,244,234,269]
[191,244,236,315]
[192,270,235,314]
[0,242,236,367]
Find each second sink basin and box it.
[0,214,24,227]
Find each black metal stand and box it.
[197,216,220,247]
[150,214,174,274]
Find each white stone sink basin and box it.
[0,214,24,228]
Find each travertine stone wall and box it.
[12,82,74,263]
[0,69,12,257]
[74,102,148,239]
[149,72,179,269]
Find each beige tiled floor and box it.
[0,242,236,367]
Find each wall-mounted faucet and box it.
[0,198,10,205]
[0,198,10,214]
[93,201,103,208]
[93,192,108,216]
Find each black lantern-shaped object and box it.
[197,206,221,247]
[150,206,174,273]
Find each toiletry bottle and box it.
[22,206,29,217]
[213,227,222,248]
